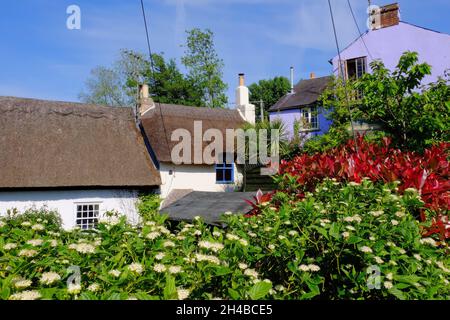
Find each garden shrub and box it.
[1,181,449,300]
[276,136,450,240]
[136,193,161,222]
[3,208,62,231]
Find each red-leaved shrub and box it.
[278,136,450,239]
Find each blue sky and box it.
[0,0,449,105]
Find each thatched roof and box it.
[269,76,332,112]
[141,103,246,164]
[0,96,161,189]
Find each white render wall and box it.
[0,189,140,229]
[159,163,243,199]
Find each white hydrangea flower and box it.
[360,246,373,253]
[31,224,45,231]
[128,263,144,275]
[155,252,165,260]
[40,272,61,285]
[87,283,100,292]
[195,254,220,265]
[0,221,5,228]
[18,249,38,257]
[212,231,221,237]
[244,268,259,279]
[27,239,44,246]
[308,264,320,272]
[395,211,405,218]
[419,238,437,246]
[298,264,310,272]
[391,220,399,226]
[153,264,166,273]
[238,263,248,270]
[198,241,224,252]
[374,256,384,264]
[413,254,422,261]
[288,230,298,236]
[384,281,393,289]
[168,266,182,274]
[248,232,257,238]
[346,226,356,231]
[435,261,450,273]
[268,244,275,250]
[3,243,17,250]
[49,240,58,247]
[14,279,32,289]
[386,273,393,280]
[342,232,350,239]
[163,241,176,248]
[370,210,384,217]
[239,239,248,246]
[21,221,32,227]
[177,288,190,300]
[9,290,41,300]
[226,234,240,241]
[68,283,81,295]
[193,230,202,236]
[146,232,161,240]
[74,243,96,254]
[108,270,121,278]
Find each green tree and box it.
[79,50,203,107]
[182,28,228,108]
[320,51,450,151]
[248,77,291,119]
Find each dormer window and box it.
[346,57,367,80]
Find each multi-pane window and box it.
[301,107,319,131]
[216,154,234,184]
[346,57,367,80]
[76,204,99,230]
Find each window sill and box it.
[216,181,235,185]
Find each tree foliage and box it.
[79,50,204,107]
[181,28,228,108]
[320,51,450,151]
[248,77,291,119]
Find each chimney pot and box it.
[290,67,294,94]
[138,83,154,117]
[238,73,245,86]
[310,72,316,79]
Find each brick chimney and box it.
[236,73,255,124]
[369,3,400,31]
[310,72,316,79]
[138,84,155,117]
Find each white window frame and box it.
[300,107,319,131]
[345,56,367,80]
[74,202,101,230]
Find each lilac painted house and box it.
[269,75,333,139]
[331,3,450,85]
[270,3,450,139]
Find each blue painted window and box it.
[216,154,234,184]
[301,107,319,131]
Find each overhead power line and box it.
[347,0,373,60]
[327,0,358,148]
[139,0,171,158]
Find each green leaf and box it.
[247,281,272,300]
[214,267,232,276]
[163,275,177,300]
[389,287,406,300]
[228,288,240,300]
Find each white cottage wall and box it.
[0,189,140,229]
[159,163,243,199]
